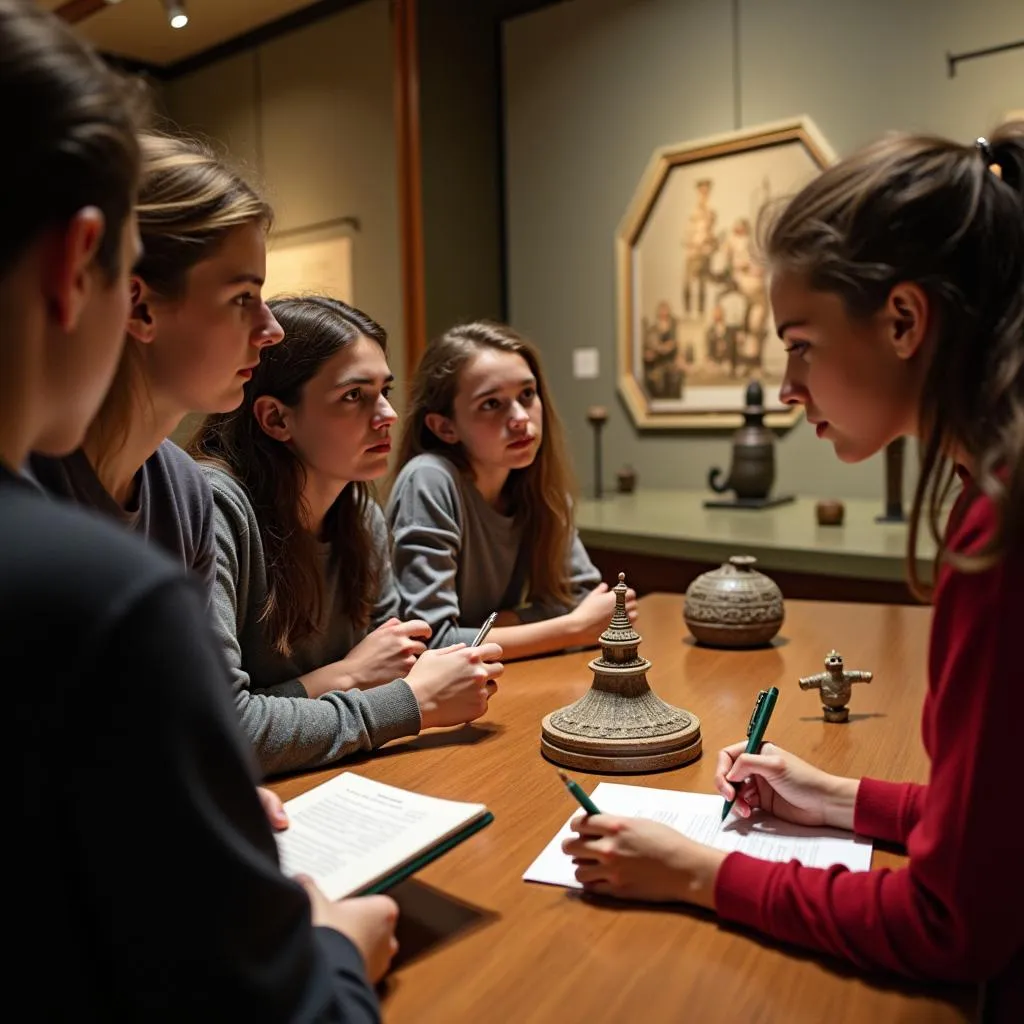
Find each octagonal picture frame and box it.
[616,116,836,430]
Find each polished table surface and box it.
[271,594,975,1024]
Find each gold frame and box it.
[615,116,836,430]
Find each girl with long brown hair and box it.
[387,320,635,660]
[30,130,284,596]
[189,296,503,777]
[563,122,1024,1018]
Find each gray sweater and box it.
[386,453,601,647]
[202,465,422,778]
[29,441,216,602]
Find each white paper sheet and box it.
[524,782,872,888]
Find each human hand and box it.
[562,814,724,909]
[301,618,431,697]
[257,786,288,830]
[298,879,399,984]
[567,583,638,645]
[406,642,503,730]
[716,741,859,831]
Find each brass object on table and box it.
[541,574,701,772]
[799,649,872,722]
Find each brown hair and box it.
[764,121,1024,598]
[397,320,578,608]
[0,0,145,279]
[88,130,272,471]
[189,296,387,656]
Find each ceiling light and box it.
[163,1,188,30]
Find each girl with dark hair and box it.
[1,1,395,1016]
[190,296,503,777]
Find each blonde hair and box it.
[88,130,272,467]
[397,320,579,608]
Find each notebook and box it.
[275,772,493,899]
[524,781,872,888]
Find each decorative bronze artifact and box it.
[683,555,784,648]
[541,574,701,772]
[799,650,872,722]
[586,405,608,500]
[705,381,794,510]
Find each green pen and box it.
[722,686,779,821]
[556,769,602,815]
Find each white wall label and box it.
[573,347,600,379]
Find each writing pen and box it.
[471,611,498,647]
[556,769,602,815]
[722,686,779,821]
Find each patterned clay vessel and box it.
[683,554,784,648]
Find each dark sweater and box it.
[3,463,379,1021]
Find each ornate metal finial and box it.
[541,572,702,772]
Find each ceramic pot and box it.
[616,465,637,494]
[683,554,784,647]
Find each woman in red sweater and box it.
[564,121,1024,1016]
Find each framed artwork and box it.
[616,117,836,430]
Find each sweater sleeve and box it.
[81,576,381,1022]
[714,537,1024,983]
[387,461,478,648]
[517,527,603,623]
[854,779,928,845]
[209,482,421,779]
[367,501,402,628]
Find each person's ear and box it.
[125,277,159,344]
[253,395,293,442]
[424,412,459,444]
[886,283,930,360]
[47,207,105,331]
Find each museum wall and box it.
[504,0,1024,499]
[162,0,402,442]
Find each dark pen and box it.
[722,686,779,821]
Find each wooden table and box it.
[271,595,976,1023]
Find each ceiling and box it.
[43,0,324,67]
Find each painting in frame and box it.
[616,116,836,430]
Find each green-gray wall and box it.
[161,0,400,442]
[503,0,1024,499]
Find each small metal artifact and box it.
[799,650,872,722]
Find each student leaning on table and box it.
[387,319,637,659]
[564,123,1024,1020]
[189,296,503,778]
[2,2,395,1017]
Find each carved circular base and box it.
[540,712,702,773]
[823,706,849,723]
[684,618,783,648]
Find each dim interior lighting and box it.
[163,1,188,30]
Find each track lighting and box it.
[163,1,188,30]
